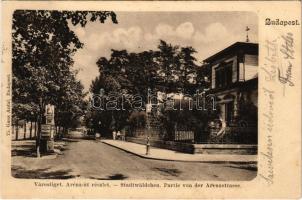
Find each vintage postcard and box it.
[0,1,301,199]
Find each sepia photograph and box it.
[1,0,301,199]
[10,10,259,181]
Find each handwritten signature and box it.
[280,33,294,59]
[278,33,295,91]
[278,62,294,86]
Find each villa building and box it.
[204,42,258,145]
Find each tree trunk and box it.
[58,126,60,139]
[54,126,57,140]
[12,125,14,139]
[30,121,33,139]
[34,121,37,137]
[24,121,27,140]
[37,99,45,158]
[36,113,42,158]
[15,119,19,140]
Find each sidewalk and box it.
[102,140,257,163]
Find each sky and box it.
[69,11,258,92]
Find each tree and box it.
[156,40,180,93]
[178,46,198,94]
[88,73,132,137]
[126,50,160,101]
[55,70,87,133]
[195,62,211,91]
[12,10,117,156]
[91,40,203,139]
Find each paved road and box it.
[12,140,257,180]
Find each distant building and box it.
[204,42,258,144]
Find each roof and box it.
[203,42,258,63]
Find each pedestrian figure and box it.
[113,130,116,140]
[117,131,121,140]
[121,130,125,141]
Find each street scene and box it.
[12,11,258,180]
[12,139,256,180]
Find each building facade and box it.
[204,42,258,144]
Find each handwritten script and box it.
[260,31,296,185]
[278,32,295,95]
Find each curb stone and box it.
[101,141,257,164]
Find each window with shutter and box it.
[215,61,233,89]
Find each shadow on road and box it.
[61,138,80,142]
[11,166,78,179]
[153,167,182,177]
[227,164,257,171]
[89,173,128,180]
[12,139,72,157]
[11,144,36,157]
[108,173,128,180]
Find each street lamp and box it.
[146,136,150,155]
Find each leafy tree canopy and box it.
[12,10,117,131]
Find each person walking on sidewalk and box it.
[117,131,121,140]
[112,130,116,140]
